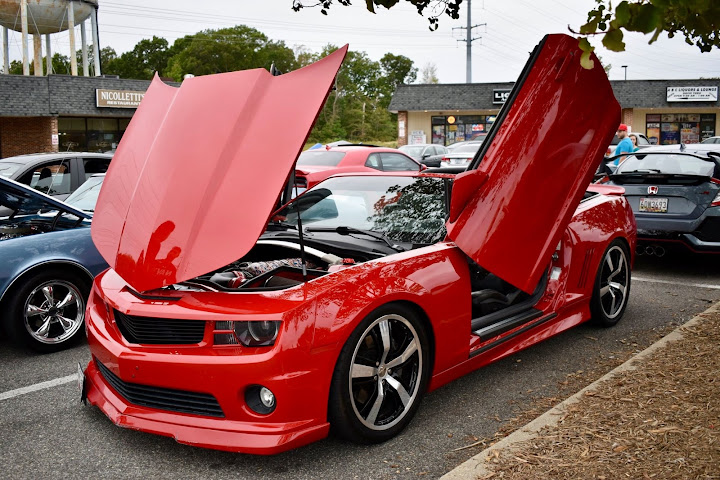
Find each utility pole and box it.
[453,0,485,83]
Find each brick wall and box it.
[622,108,634,129]
[397,111,408,146]
[0,117,58,158]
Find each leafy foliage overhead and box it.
[291,0,461,30]
[575,0,720,69]
[290,1,718,70]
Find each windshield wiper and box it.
[622,169,662,173]
[305,226,407,252]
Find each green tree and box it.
[377,53,417,106]
[102,36,172,80]
[164,25,297,81]
[307,45,414,143]
[9,52,70,75]
[420,62,439,83]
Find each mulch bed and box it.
[480,310,720,479]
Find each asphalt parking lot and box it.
[2,249,719,480]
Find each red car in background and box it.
[294,145,423,193]
[80,35,635,455]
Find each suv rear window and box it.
[297,151,346,166]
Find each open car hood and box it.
[0,176,90,219]
[91,46,347,292]
[446,34,620,294]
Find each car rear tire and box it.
[590,240,631,327]
[4,268,90,353]
[328,303,430,444]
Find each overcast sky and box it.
[4,0,720,83]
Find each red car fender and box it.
[308,244,472,379]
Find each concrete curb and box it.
[441,300,720,480]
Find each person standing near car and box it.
[614,124,634,165]
[629,133,640,152]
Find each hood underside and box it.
[91,46,347,292]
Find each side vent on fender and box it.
[577,248,595,289]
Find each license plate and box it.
[77,362,86,404]
[639,197,668,213]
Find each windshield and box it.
[65,176,104,212]
[275,176,447,245]
[615,153,715,177]
[297,150,346,166]
[399,146,425,158]
[0,161,23,178]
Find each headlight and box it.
[213,320,281,347]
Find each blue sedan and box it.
[0,175,107,352]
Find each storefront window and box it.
[648,113,715,145]
[431,114,498,146]
[59,117,131,152]
[431,116,445,145]
[58,118,86,152]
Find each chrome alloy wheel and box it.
[598,245,629,320]
[23,280,85,345]
[348,314,422,431]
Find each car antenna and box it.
[270,62,308,281]
[680,142,686,152]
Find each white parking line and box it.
[634,276,720,290]
[0,374,75,401]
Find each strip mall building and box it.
[0,76,718,158]
[389,80,719,147]
[0,74,178,158]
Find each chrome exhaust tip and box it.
[655,245,666,257]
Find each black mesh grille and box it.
[694,217,720,242]
[96,360,224,417]
[113,310,205,345]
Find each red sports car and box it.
[81,35,636,455]
[295,145,424,193]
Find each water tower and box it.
[0,0,101,76]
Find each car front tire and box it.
[4,268,90,353]
[590,239,631,327]
[329,303,431,443]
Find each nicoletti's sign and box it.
[96,89,146,108]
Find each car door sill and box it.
[469,312,558,358]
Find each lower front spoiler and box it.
[82,360,330,455]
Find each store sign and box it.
[666,86,718,102]
[493,89,511,104]
[410,131,426,144]
[96,89,146,108]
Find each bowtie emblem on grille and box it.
[647,186,659,195]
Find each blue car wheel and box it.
[5,268,90,353]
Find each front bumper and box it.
[83,359,329,454]
[82,272,334,455]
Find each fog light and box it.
[245,385,276,414]
[259,387,275,408]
